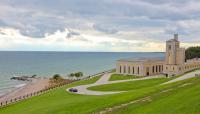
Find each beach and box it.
[0,78,50,103]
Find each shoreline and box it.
[0,83,28,99]
[0,78,50,103]
[0,69,115,106]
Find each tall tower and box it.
[165,34,182,65]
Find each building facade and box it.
[116,58,164,76]
[116,34,200,76]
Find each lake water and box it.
[0,51,164,96]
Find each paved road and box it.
[67,73,164,95]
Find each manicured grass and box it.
[109,74,143,81]
[70,75,102,86]
[88,78,170,91]
[109,77,200,114]
[1,72,200,114]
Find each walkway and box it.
[162,70,200,85]
[67,73,163,95]
[67,69,200,95]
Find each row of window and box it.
[119,66,140,74]
[119,65,163,74]
[166,63,200,71]
[182,64,200,71]
[152,65,163,73]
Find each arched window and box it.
[152,66,155,73]
[169,45,171,50]
[124,66,126,73]
[146,67,149,76]
[133,67,134,74]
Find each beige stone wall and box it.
[143,61,164,76]
[116,61,143,76]
[164,59,200,76]
[165,40,180,65]
[117,58,200,77]
[176,48,185,65]
[116,60,164,76]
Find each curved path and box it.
[67,70,200,95]
[67,73,163,95]
[162,69,200,85]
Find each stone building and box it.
[116,34,200,76]
[116,58,164,76]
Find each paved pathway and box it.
[67,70,200,95]
[67,73,164,95]
[162,70,200,85]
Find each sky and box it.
[0,0,200,52]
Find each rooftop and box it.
[118,57,164,63]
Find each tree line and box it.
[186,46,200,60]
[52,72,84,80]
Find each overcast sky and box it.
[0,0,200,52]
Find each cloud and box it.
[93,24,118,34]
[0,0,200,51]
[0,27,167,52]
[0,20,7,26]
[66,30,80,38]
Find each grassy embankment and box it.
[109,74,143,81]
[109,77,200,114]
[88,78,170,91]
[1,70,200,114]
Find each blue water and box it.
[0,51,164,95]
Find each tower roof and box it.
[174,34,178,41]
[167,34,179,42]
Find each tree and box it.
[74,72,83,79]
[52,74,62,80]
[74,72,80,79]
[78,72,83,77]
[68,73,75,79]
[186,46,200,60]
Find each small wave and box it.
[15,83,27,88]
[0,89,12,98]
[0,86,15,91]
[0,91,5,95]
[0,93,4,97]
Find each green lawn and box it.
[70,75,102,86]
[109,74,143,81]
[109,77,200,114]
[1,73,200,114]
[88,78,171,91]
